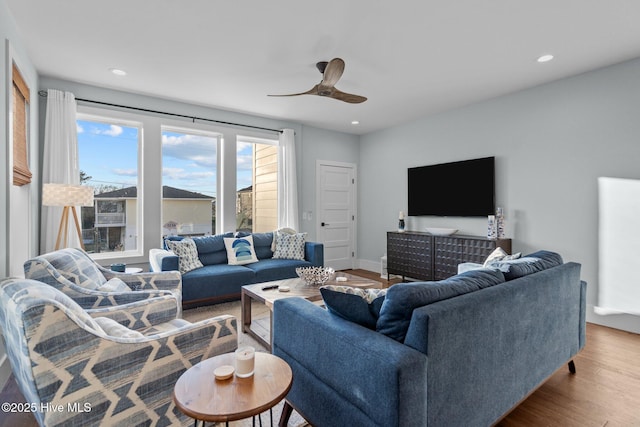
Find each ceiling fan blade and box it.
[330,87,367,104]
[268,85,319,97]
[321,58,345,87]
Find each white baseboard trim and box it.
[356,259,380,274]
[586,304,640,334]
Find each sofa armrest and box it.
[87,295,180,330]
[149,248,179,272]
[273,298,426,427]
[304,242,324,266]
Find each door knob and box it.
[321,222,329,227]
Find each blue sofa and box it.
[273,251,586,427]
[150,231,323,307]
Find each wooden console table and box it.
[387,231,512,281]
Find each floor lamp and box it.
[42,183,94,251]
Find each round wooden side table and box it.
[173,352,293,427]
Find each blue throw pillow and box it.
[320,285,387,329]
[488,250,563,280]
[376,268,505,342]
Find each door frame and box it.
[315,160,358,270]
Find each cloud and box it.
[95,125,123,137]
[162,167,215,180]
[112,168,138,177]
[162,133,217,168]
[77,123,84,134]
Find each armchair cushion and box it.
[97,277,130,292]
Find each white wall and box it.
[359,57,640,333]
[1,0,40,389]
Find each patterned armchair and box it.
[0,278,238,427]
[23,248,182,312]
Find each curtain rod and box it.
[38,90,283,134]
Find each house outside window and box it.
[161,127,217,237]
[237,136,278,233]
[77,115,141,254]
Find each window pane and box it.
[161,130,217,237]
[237,138,278,233]
[77,118,140,253]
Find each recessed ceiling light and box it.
[351,120,360,125]
[537,54,554,63]
[109,68,127,76]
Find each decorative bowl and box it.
[296,266,335,286]
[426,227,458,236]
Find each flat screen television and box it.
[408,156,495,217]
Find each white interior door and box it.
[316,161,356,271]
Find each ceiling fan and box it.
[269,58,367,104]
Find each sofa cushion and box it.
[181,264,255,301]
[273,232,306,260]
[243,258,312,282]
[488,250,563,280]
[377,268,505,342]
[192,233,233,265]
[320,285,387,329]
[224,236,259,265]
[251,232,275,260]
[166,238,204,274]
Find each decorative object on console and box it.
[425,227,458,236]
[110,263,126,272]
[296,266,335,286]
[496,207,505,238]
[487,215,497,239]
[398,211,405,232]
[42,183,94,250]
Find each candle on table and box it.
[235,346,255,378]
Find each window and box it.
[12,63,32,186]
[237,136,278,233]
[161,128,218,237]
[77,116,141,253]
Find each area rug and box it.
[183,300,309,427]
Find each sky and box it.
[77,119,258,197]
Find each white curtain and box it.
[595,177,640,316]
[277,129,299,230]
[41,89,80,253]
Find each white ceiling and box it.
[7,0,640,135]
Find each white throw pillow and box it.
[224,235,259,265]
[273,232,306,260]
[166,238,204,274]
[483,247,522,267]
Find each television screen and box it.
[408,156,495,217]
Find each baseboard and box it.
[355,258,380,274]
[586,304,640,334]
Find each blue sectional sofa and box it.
[150,231,323,307]
[273,251,586,427]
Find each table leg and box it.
[242,289,252,333]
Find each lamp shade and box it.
[42,183,94,207]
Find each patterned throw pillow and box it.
[223,236,259,265]
[483,247,521,267]
[166,238,203,274]
[273,232,306,260]
[320,285,388,329]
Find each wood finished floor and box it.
[1,269,639,426]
